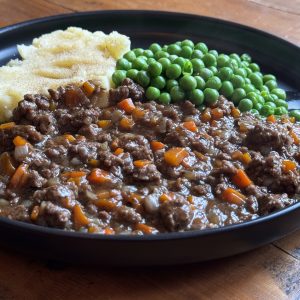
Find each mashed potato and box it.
[0,27,130,121]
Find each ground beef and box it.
[0,80,298,235]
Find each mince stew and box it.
[0,79,299,235]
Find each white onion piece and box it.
[70,157,81,165]
[14,144,29,160]
[0,199,9,207]
[143,194,159,213]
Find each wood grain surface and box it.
[0,1,300,299]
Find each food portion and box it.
[113,40,298,120]
[0,27,130,121]
[0,78,299,235]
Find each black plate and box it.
[0,10,300,266]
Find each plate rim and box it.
[0,9,299,242]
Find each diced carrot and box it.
[9,163,29,189]
[95,199,116,211]
[98,120,112,128]
[211,108,224,120]
[117,98,135,114]
[67,177,83,186]
[88,225,100,233]
[232,169,252,188]
[290,117,296,123]
[210,120,218,127]
[82,81,95,95]
[135,223,154,234]
[241,153,252,164]
[201,110,211,122]
[183,121,198,132]
[13,136,28,147]
[187,195,194,204]
[64,134,76,142]
[132,108,146,119]
[267,115,276,123]
[119,117,134,130]
[73,204,90,228]
[111,139,119,150]
[88,169,111,184]
[159,193,173,202]
[231,108,241,118]
[61,197,72,209]
[151,141,165,151]
[232,150,243,160]
[0,152,15,177]
[88,159,100,167]
[30,205,40,221]
[282,160,297,172]
[222,188,246,205]
[104,228,115,235]
[77,135,86,142]
[164,147,189,167]
[290,130,300,145]
[0,122,15,130]
[114,148,124,156]
[97,191,111,199]
[62,171,86,178]
[133,160,151,168]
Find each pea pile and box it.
[112,40,294,118]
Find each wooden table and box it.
[0,1,300,299]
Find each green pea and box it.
[217,54,230,68]
[244,84,256,94]
[246,92,258,102]
[116,58,132,70]
[161,45,168,52]
[148,62,162,77]
[149,43,162,53]
[232,88,246,105]
[217,67,233,81]
[180,46,193,58]
[260,85,269,93]
[204,88,219,105]
[249,63,260,72]
[170,86,185,102]
[179,75,197,91]
[241,53,252,63]
[132,57,148,71]
[275,106,288,115]
[146,86,160,100]
[194,76,206,90]
[192,50,204,59]
[174,57,186,68]
[238,98,253,112]
[158,92,171,105]
[256,95,265,104]
[205,76,222,90]
[245,67,252,76]
[241,61,250,68]
[231,75,245,88]
[274,99,288,109]
[169,55,178,62]
[155,50,169,60]
[136,71,150,88]
[126,69,138,81]
[198,104,206,112]
[151,76,166,90]
[289,110,300,121]
[123,51,136,62]
[147,58,156,65]
[254,102,263,111]
[234,68,247,78]
[181,39,194,48]
[244,77,251,84]
[220,81,234,98]
[230,59,239,69]
[230,53,241,64]
[199,68,213,81]
[209,50,218,57]
[189,89,204,106]
[183,61,193,75]
[209,66,218,74]
[265,80,277,91]
[158,57,171,72]
[250,109,259,115]
[167,44,182,55]
[271,88,286,100]
[263,74,276,83]
[166,79,179,91]
[261,105,275,116]
[143,49,154,58]
[264,101,276,108]
[248,73,263,88]
[133,48,144,56]
[270,94,279,101]
[191,58,205,74]
[112,70,127,86]
[203,53,217,67]
[195,42,208,53]
[166,64,182,79]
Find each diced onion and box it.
[14,144,29,160]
